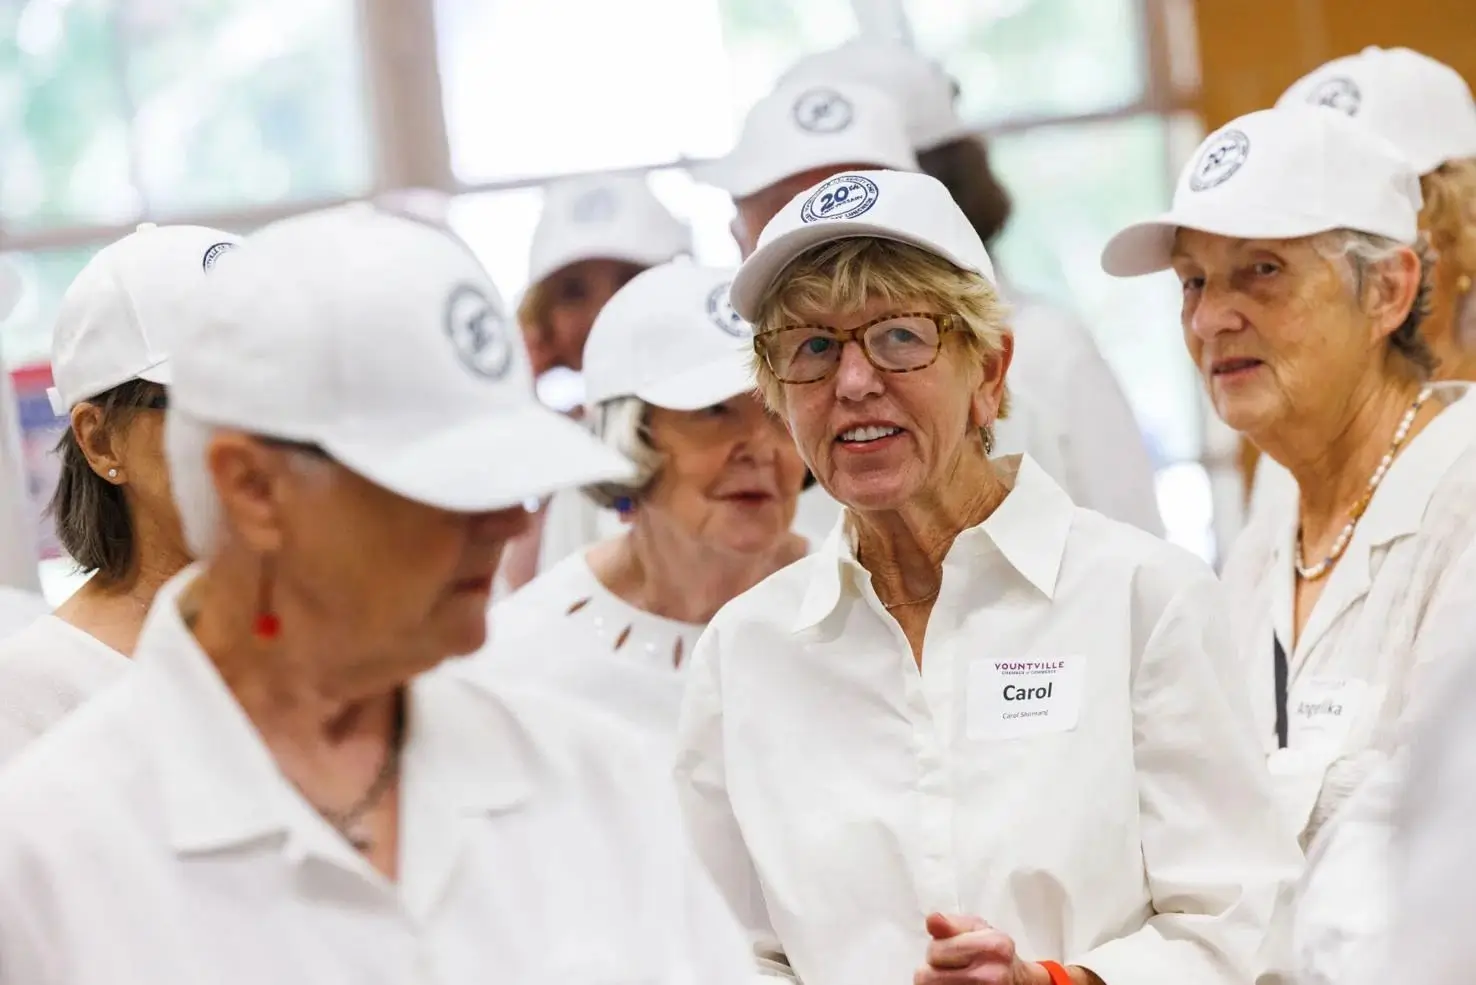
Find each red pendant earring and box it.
[253,557,281,641]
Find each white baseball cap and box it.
[692,79,919,200]
[526,174,693,288]
[583,258,755,411]
[172,205,633,513]
[779,40,971,152]
[47,223,241,415]
[1276,46,1476,176]
[1100,106,1423,278]
[729,169,996,321]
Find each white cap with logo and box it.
[1277,46,1476,176]
[583,258,755,412]
[47,223,241,415]
[693,79,919,200]
[779,40,971,152]
[1100,106,1423,278]
[729,169,996,321]
[172,205,633,513]
[526,174,693,289]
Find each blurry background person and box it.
[0,261,49,635]
[0,206,755,985]
[781,39,1163,535]
[475,259,808,745]
[0,224,239,764]
[1247,46,1476,514]
[500,173,693,592]
[1102,106,1476,978]
[676,170,1297,985]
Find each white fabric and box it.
[583,259,755,411]
[474,549,704,747]
[0,614,127,768]
[170,206,633,513]
[527,174,692,288]
[693,80,918,199]
[1219,387,1476,850]
[1100,106,1422,277]
[999,295,1162,534]
[1290,535,1476,985]
[1277,46,1476,176]
[0,570,756,985]
[0,590,50,639]
[731,169,997,320]
[674,455,1300,985]
[0,357,41,592]
[47,223,240,414]
[779,40,971,152]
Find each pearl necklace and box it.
[1295,385,1434,581]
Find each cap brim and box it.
[527,245,685,289]
[634,355,756,411]
[138,360,171,386]
[1100,208,1342,277]
[693,146,917,200]
[325,403,634,513]
[730,220,982,321]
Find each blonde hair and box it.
[1421,157,1476,286]
[516,278,554,343]
[750,239,1013,421]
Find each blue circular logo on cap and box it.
[800,174,880,223]
[1308,77,1362,116]
[201,241,236,272]
[1188,130,1250,192]
[445,284,512,380]
[792,88,854,134]
[705,282,750,338]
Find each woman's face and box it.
[1171,231,1409,440]
[640,393,807,555]
[536,259,648,372]
[777,296,1008,513]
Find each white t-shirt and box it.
[476,548,705,747]
[0,568,757,985]
[0,615,130,767]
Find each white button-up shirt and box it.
[1219,385,1476,848]
[675,456,1298,985]
[0,570,754,985]
[0,614,129,767]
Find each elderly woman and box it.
[0,223,238,763]
[674,168,1299,985]
[0,206,755,984]
[1101,105,1476,983]
[476,258,808,744]
[1247,46,1476,513]
[501,173,693,591]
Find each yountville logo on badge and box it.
[445,284,513,380]
[705,282,750,338]
[800,174,880,223]
[1189,129,1251,192]
[1308,77,1362,116]
[792,87,854,134]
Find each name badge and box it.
[967,656,1083,740]
[1288,677,1369,757]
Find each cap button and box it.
[135,221,158,233]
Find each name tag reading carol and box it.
[968,656,1084,740]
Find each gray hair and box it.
[580,396,665,510]
[1312,229,1437,377]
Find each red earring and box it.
[253,557,281,641]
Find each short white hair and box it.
[580,396,664,509]
[1312,228,1436,377]
[164,410,224,560]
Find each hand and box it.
[915,913,1049,985]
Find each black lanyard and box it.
[1273,635,1289,749]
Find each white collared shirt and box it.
[474,547,705,747]
[675,455,1299,985]
[0,614,128,767]
[0,570,755,985]
[1219,385,1476,847]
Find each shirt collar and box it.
[137,567,534,860]
[791,455,1075,633]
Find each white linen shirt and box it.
[0,614,129,767]
[674,455,1299,985]
[1219,385,1476,848]
[0,570,756,985]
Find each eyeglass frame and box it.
[752,311,962,385]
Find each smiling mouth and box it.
[1212,358,1263,376]
[837,425,903,444]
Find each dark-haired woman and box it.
[0,224,237,764]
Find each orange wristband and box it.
[1039,960,1073,985]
